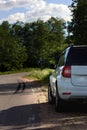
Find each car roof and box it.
[70,45,87,48]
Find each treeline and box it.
[1,0,87,71]
[0,17,67,71]
[68,0,87,45]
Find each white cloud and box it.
[0,0,72,23]
[7,13,25,23]
[0,0,41,10]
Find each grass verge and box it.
[24,68,54,84]
[0,68,54,84]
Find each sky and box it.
[0,0,72,24]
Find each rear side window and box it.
[66,47,87,65]
[58,54,65,67]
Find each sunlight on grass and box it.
[0,68,54,84]
[25,68,54,83]
[0,68,38,75]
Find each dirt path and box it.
[35,84,87,130]
[18,77,87,130]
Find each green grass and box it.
[0,68,54,84]
[0,68,37,75]
[24,68,54,84]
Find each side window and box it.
[55,52,65,75]
[58,54,65,67]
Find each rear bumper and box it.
[60,90,87,100]
[57,77,87,100]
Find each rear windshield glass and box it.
[66,47,87,65]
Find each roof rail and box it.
[69,43,74,47]
[67,43,74,49]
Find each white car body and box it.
[50,66,87,100]
[48,45,87,111]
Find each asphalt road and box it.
[0,72,41,130]
[1,73,87,130]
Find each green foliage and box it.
[25,68,54,83]
[0,68,36,75]
[0,67,54,84]
[0,17,66,71]
[68,0,87,45]
[0,21,28,71]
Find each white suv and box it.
[48,45,87,112]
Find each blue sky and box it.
[0,0,72,23]
[46,0,72,5]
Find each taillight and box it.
[62,66,71,78]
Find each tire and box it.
[48,84,54,104]
[55,86,64,112]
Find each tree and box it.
[0,18,66,70]
[0,21,27,71]
[44,17,66,64]
[68,0,87,45]
[23,18,66,67]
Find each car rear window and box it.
[66,47,87,65]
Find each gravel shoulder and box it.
[21,77,87,130]
[1,73,87,130]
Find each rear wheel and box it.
[55,86,64,112]
[48,84,54,104]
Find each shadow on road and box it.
[0,104,40,126]
[0,102,87,129]
[0,79,87,129]
[0,80,45,95]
